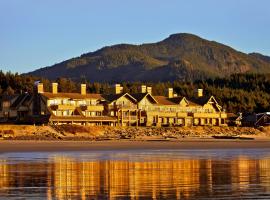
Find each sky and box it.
[0,0,269,73]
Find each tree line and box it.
[0,70,269,114]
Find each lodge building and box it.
[0,83,227,127]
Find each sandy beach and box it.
[1,125,270,153]
[0,139,270,153]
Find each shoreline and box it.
[1,139,270,153]
[1,124,270,153]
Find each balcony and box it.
[108,105,137,110]
[177,112,188,118]
[221,113,227,118]
[121,116,138,121]
[81,105,104,112]
[193,113,221,118]
[50,104,76,110]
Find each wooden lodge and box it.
[0,83,228,127]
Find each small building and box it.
[255,112,270,127]
[241,112,270,127]
[227,113,242,126]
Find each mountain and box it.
[28,33,270,82]
[249,53,270,63]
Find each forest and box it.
[0,71,269,114]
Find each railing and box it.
[121,116,138,121]
[108,105,137,110]
[141,106,227,115]
[80,105,104,111]
[52,104,76,110]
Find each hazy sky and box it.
[0,0,269,73]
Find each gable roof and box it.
[102,93,137,103]
[7,93,33,109]
[207,96,222,111]
[131,93,158,104]
[41,92,104,100]
[255,113,270,126]
[10,94,29,108]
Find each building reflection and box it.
[47,157,202,199]
[0,160,9,189]
[0,155,270,199]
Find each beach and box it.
[1,124,270,153]
[0,139,270,153]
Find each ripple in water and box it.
[0,149,270,199]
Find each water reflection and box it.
[0,150,270,199]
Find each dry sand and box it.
[0,139,270,153]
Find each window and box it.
[97,112,101,116]
[63,111,68,116]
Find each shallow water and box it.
[1,149,270,199]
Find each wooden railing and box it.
[108,105,137,110]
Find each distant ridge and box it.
[27,33,270,82]
[249,53,270,63]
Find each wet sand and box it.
[0,139,270,153]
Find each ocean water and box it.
[0,149,270,199]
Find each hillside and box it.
[249,53,270,63]
[28,33,270,82]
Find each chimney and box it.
[115,84,123,94]
[52,83,58,94]
[197,89,203,97]
[141,85,147,93]
[168,88,173,98]
[81,84,86,95]
[147,87,152,95]
[37,83,44,94]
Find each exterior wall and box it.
[106,95,138,126]
[140,99,227,127]
[114,96,137,109]
[46,97,104,118]
[138,97,154,110]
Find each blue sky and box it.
[0,0,269,73]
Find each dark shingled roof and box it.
[102,93,137,103]
[131,93,158,104]
[227,113,238,119]
[153,96,177,105]
[188,96,211,106]
[42,92,104,100]
[10,94,31,108]
[169,96,185,104]
[130,93,148,102]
